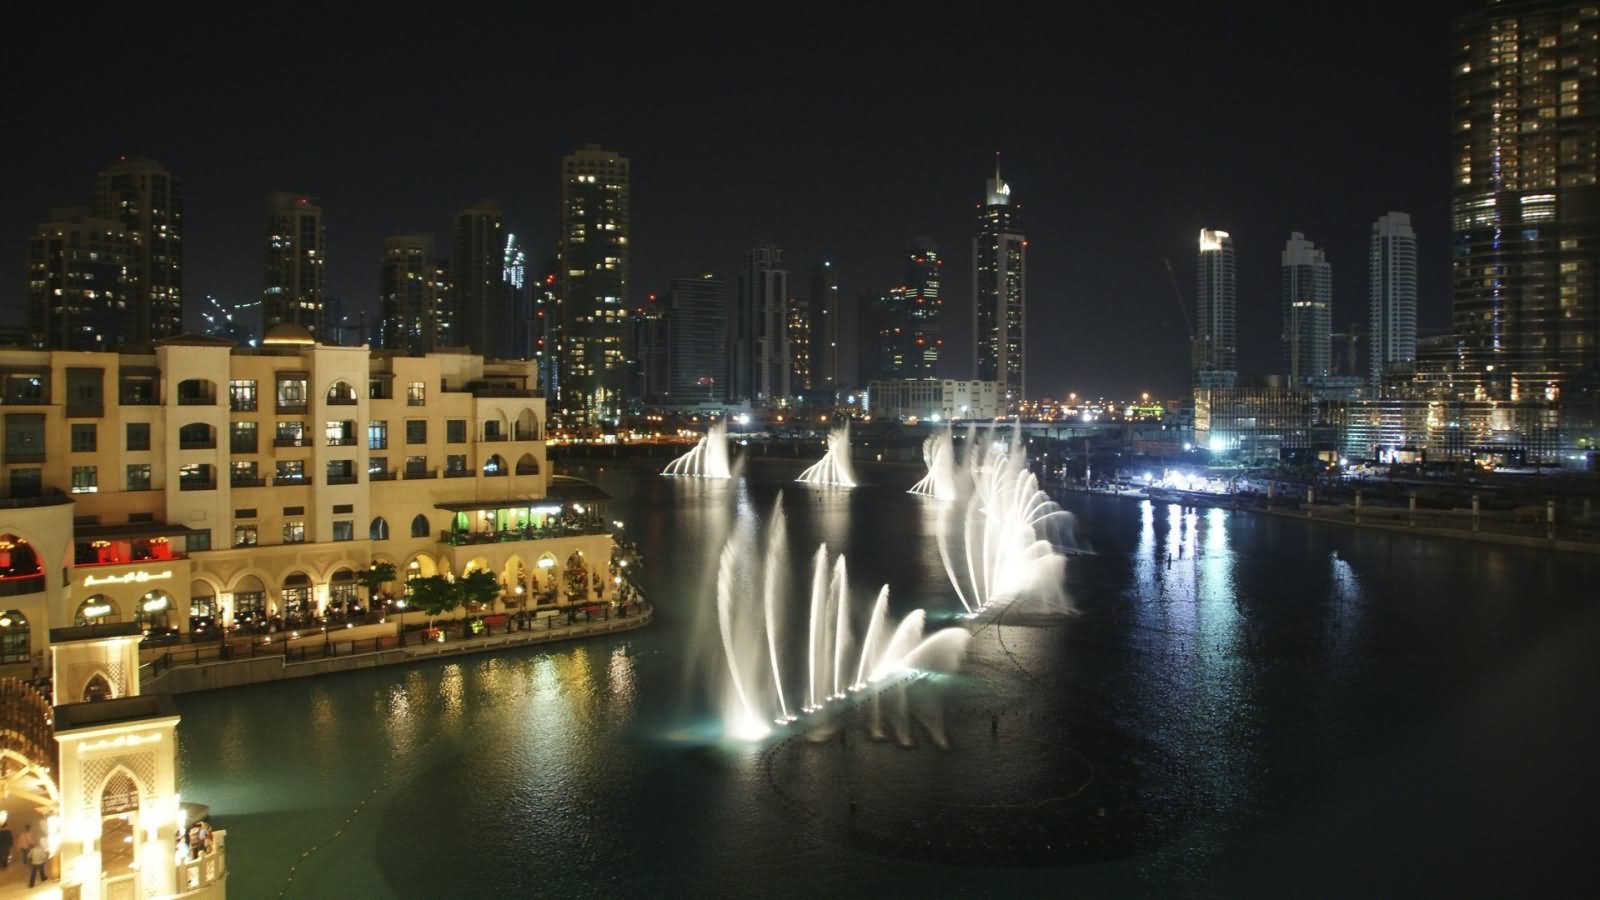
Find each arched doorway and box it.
[482,454,507,477]
[137,590,176,640]
[100,770,141,890]
[328,568,359,618]
[75,595,121,626]
[515,408,539,441]
[84,672,114,702]
[0,682,61,863]
[515,453,540,476]
[281,573,314,625]
[190,581,217,636]
[232,575,267,626]
[535,553,558,605]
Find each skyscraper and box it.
[869,288,911,381]
[1281,231,1333,387]
[452,200,505,357]
[95,157,182,344]
[788,294,811,393]
[735,243,790,404]
[1194,228,1238,383]
[558,146,631,424]
[263,193,327,334]
[1453,1,1600,398]
[668,274,728,403]
[626,295,668,408]
[504,232,532,360]
[973,159,1026,406]
[534,256,559,396]
[906,237,944,376]
[1368,212,1418,384]
[26,209,134,351]
[379,234,440,354]
[809,262,841,392]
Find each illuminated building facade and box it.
[867,378,1001,422]
[1281,231,1333,388]
[735,243,790,404]
[379,234,442,354]
[1194,228,1238,384]
[667,274,728,402]
[906,237,944,376]
[26,210,135,351]
[95,157,183,345]
[788,294,811,393]
[1452,2,1600,399]
[558,146,631,424]
[808,262,841,392]
[973,160,1026,407]
[1369,212,1419,384]
[262,193,327,335]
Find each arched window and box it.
[370,516,390,540]
[232,575,267,623]
[515,453,540,475]
[483,454,507,477]
[0,534,43,596]
[326,381,358,405]
[75,595,121,626]
[411,514,431,538]
[178,422,215,450]
[329,568,358,613]
[515,408,540,441]
[0,610,28,664]
[101,772,140,875]
[190,582,217,633]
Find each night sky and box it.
[6,5,1465,399]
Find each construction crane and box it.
[1162,257,1193,339]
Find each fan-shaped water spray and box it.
[713,494,970,738]
[909,427,959,500]
[796,424,858,487]
[663,421,732,478]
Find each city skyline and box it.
[5,6,1456,398]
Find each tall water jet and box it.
[796,424,858,487]
[710,501,973,739]
[663,420,732,478]
[909,427,959,500]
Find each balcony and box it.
[327,473,359,486]
[403,469,436,480]
[443,469,473,479]
[514,428,540,441]
[179,479,216,492]
[326,436,358,447]
[175,830,227,894]
[231,475,266,488]
[230,398,258,412]
[0,573,45,597]
[438,520,609,546]
[274,474,308,486]
[326,395,358,407]
[4,449,45,464]
[273,437,308,448]
[370,470,396,481]
[481,434,508,443]
[179,437,217,451]
[276,402,308,415]
[177,394,216,407]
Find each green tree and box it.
[407,575,458,630]
[357,561,397,611]
[457,570,501,636]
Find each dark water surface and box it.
[175,462,1600,898]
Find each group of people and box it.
[0,821,53,888]
[175,818,215,864]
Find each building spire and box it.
[995,150,1001,187]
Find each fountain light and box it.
[663,421,733,478]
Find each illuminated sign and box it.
[82,603,114,619]
[84,570,173,587]
[142,596,169,613]
[78,733,162,753]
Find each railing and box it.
[175,830,227,893]
[514,429,540,441]
[120,392,158,406]
[481,434,508,443]
[230,398,258,412]
[444,469,473,479]
[439,521,610,545]
[4,450,45,463]
[403,469,436,480]
[179,438,216,450]
[327,473,359,485]
[276,401,308,414]
[177,394,216,406]
[230,475,266,488]
[326,436,358,447]
[326,395,358,406]
[515,464,540,476]
[274,474,308,486]
[0,574,46,597]
[483,469,508,477]
[179,479,216,492]
[273,436,308,447]
[370,470,396,481]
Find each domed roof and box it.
[262,323,316,346]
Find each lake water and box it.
[175,460,1600,897]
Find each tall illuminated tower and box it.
[1194,228,1237,384]
[1281,231,1333,387]
[1368,211,1418,384]
[262,192,326,334]
[972,157,1026,406]
[558,145,631,424]
[452,200,505,357]
[1453,1,1600,398]
[95,157,183,343]
[906,237,944,376]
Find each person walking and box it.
[17,823,45,887]
[0,821,12,869]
